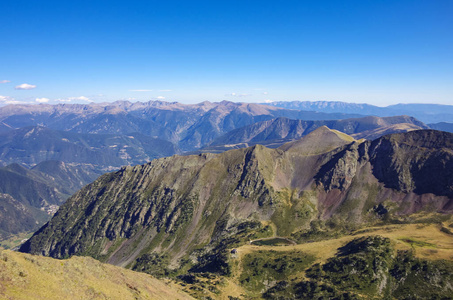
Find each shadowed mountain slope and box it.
[0,161,99,241]
[0,194,39,240]
[429,122,453,133]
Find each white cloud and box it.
[226,93,251,97]
[55,96,92,103]
[159,89,172,92]
[15,83,37,90]
[35,97,50,103]
[263,92,268,95]
[71,96,91,102]
[264,99,273,103]
[0,95,23,104]
[156,96,165,99]
[0,80,11,84]
[129,89,153,92]
[0,95,10,102]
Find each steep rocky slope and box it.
[20,129,453,279]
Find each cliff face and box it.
[368,130,453,198]
[20,129,453,272]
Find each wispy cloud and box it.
[0,95,23,104]
[263,92,268,95]
[71,96,91,102]
[35,97,50,103]
[0,80,11,84]
[129,89,153,92]
[156,96,165,99]
[226,92,251,97]
[15,83,37,90]
[56,96,92,103]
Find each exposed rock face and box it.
[20,129,453,273]
[315,142,360,191]
[368,130,453,197]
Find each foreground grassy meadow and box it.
[178,215,453,299]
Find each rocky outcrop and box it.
[368,130,453,197]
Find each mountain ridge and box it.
[20,129,453,277]
[203,115,426,152]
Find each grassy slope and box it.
[0,250,193,300]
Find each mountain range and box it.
[0,126,178,171]
[17,127,453,298]
[203,115,427,152]
[21,128,452,268]
[3,100,450,245]
[0,100,364,151]
[263,100,453,125]
[0,100,452,298]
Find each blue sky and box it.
[0,0,452,106]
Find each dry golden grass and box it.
[235,223,453,265]
[0,250,193,300]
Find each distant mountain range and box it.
[0,100,364,151]
[262,100,453,124]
